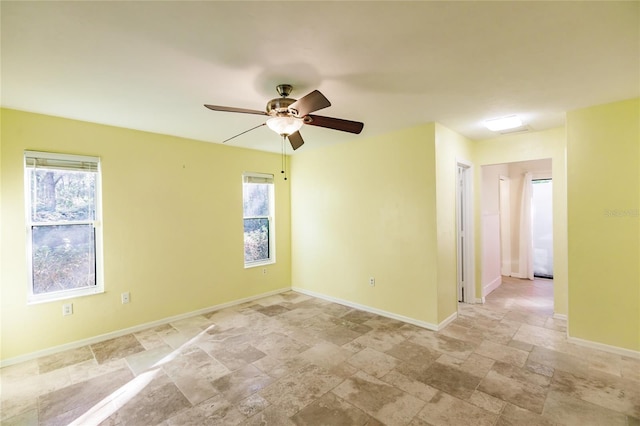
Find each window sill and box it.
[244,260,275,269]
[28,287,104,305]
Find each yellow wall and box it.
[474,127,568,316]
[0,109,291,362]
[290,124,441,325]
[3,98,637,361]
[566,98,639,351]
[434,124,475,321]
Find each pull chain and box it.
[281,135,288,180]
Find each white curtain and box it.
[519,172,534,280]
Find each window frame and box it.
[242,172,275,268]
[24,150,104,304]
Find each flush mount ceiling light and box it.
[266,116,304,136]
[484,115,523,132]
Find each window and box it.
[243,172,274,266]
[24,151,103,303]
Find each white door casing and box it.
[456,159,475,303]
[499,176,511,276]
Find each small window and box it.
[243,172,275,266]
[24,151,103,303]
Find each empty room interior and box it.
[1,2,639,425]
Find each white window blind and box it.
[243,172,274,184]
[25,151,99,172]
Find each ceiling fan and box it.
[204,84,364,150]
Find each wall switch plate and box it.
[62,303,73,316]
[121,292,130,304]
[369,277,375,287]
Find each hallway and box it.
[484,276,555,317]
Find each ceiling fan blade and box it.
[289,90,331,117]
[288,131,305,150]
[204,104,267,116]
[223,123,266,143]
[305,115,364,134]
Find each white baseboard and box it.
[437,311,458,331]
[292,287,446,331]
[0,287,290,368]
[474,297,486,304]
[483,276,501,297]
[552,313,567,320]
[567,335,640,359]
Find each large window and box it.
[243,173,274,266]
[25,151,103,303]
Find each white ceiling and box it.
[1,1,638,154]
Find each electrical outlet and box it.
[62,303,73,316]
[262,268,267,274]
[369,277,375,287]
[121,292,130,304]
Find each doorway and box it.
[532,179,553,278]
[480,159,553,305]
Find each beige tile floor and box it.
[1,277,639,425]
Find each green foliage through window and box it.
[242,174,274,264]
[25,151,102,300]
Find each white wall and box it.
[481,164,509,296]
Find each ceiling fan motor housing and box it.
[266,97,298,117]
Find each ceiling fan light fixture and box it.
[266,116,303,136]
[484,115,523,131]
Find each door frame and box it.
[499,175,512,277]
[456,159,475,303]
